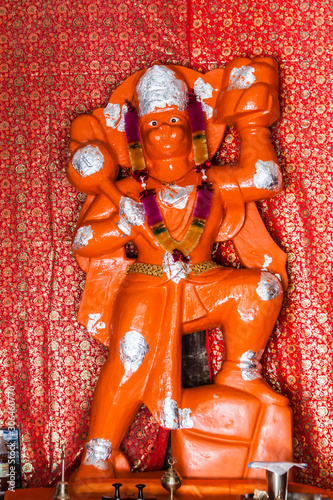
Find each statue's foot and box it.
[215,361,288,406]
[73,460,115,482]
[73,449,130,481]
[109,449,131,473]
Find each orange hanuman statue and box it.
[67,59,292,486]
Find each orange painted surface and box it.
[67,62,292,491]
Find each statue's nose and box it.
[159,121,172,130]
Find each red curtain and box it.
[0,0,331,489]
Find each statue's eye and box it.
[170,117,179,123]
[148,120,158,126]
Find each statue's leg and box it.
[184,268,287,405]
[74,278,170,481]
[73,349,147,480]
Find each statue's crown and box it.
[136,65,188,117]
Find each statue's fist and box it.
[67,142,119,195]
[215,57,279,129]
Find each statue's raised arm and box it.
[216,57,282,202]
[211,57,287,288]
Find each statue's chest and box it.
[156,184,196,238]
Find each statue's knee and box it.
[255,271,283,301]
[118,330,150,373]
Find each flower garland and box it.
[124,90,212,261]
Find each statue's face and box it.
[140,106,192,162]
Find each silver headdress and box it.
[136,65,188,117]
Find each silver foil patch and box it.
[84,438,112,470]
[136,65,188,117]
[256,272,282,301]
[117,196,146,236]
[194,77,216,119]
[72,145,104,178]
[158,184,194,209]
[87,313,106,336]
[103,102,127,132]
[238,349,264,381]
[179,407,193,429]
[119,330,150,374]
[162,252,191,284]
[228,65,255,90]
[160,396,193,429]
[201,102,214,120]
[262,254,273,271]
[117,104,127,132]
[73,225,93,250]
[160,396,179,429]
[253,159,282,191]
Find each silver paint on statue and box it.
[253,159,282,191]
[228,66,256,90]
[163,252,191,284]
[103,103,127,132]
[119,330,150,374]
[262,254,273,271]
[116,220,131,236]
[104,102,120,127]
[161,396,179,429]
[194,77,216,119]
[194,77,215,100]
[72,145,104,177]
[136,65,188,117]
[158,184,194,209]
[117,104,127,132]
[179,407,193,429]
[238,349,264,381]
[117,196,146,236]
[84,438,112,470]
[73,225,93,250]
[256,272,282,301]
[201,102,214,120]
[160,395,193,429]
[87,313,106,336]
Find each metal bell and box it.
[51,481,71,500]
[51,444,71,500]
[161,457,182,500]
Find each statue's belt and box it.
[125,260,221,277]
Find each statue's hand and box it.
[116,196,146,237]
[215,57,279,129]
[71,143,106,179]
[68,142,119,197]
